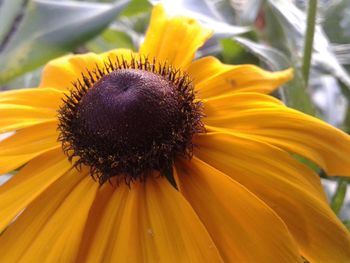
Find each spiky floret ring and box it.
[57,55,204,184]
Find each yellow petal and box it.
[203,91,284,116]
[187,56,293,99]
[79,175,222,262]
[0,86,61,133]
[0,121,60,174]
[203,92,350,176]
[76,181,115,262]
[0,169,84,262]
[176,157,302,263]
[209,127,328,203]
[99,49,137,64]
[0,104,57,133]
[0,148,71,233]
[2,173,96,262]
[139,4,212,69]
[39,49,135,90]
[194,132,350,262]
[0,87,64,109]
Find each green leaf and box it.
[163,166,178,190]
[0,0,130,84]
[86,4,152,53]
[121,0,151,17]
[343,220,350,231]
[322,0,350,44]
[0,0,27,46]
[337,81,350,133]
[1,66,42,90]
[330,178,348,215]
[233,37,290,70]
[86,28,134,53]
[219,38,258,65]
[291,153,321,175]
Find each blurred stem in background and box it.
[331,177,348,215]
[302,0,318,87]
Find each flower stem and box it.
[331,178,348,215]
[302,0,318,87]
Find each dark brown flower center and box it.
[77,69,180,148]
[58,56,203,184]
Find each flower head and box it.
[57,56,203,184]
[1,4,350,263]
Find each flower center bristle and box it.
[58,55,204,184]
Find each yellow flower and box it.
[1,4,350,262]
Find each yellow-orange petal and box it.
[0,86,61,133]
[187,56,293,99]
[0,87,64,109]
[194,132,350,262]
[0,148,71,233]
[78,175,222,262]
[176,157,302,262]
[19,176,97,262]
[206,126,328,203]
[0,104,57,133]
[203,92,350,176]
[76,181,115,262]
[39,49,136,90]
[0,169,84,262]
[139,4,212,69]
[202,91,283,117]
[0,121,60,174]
